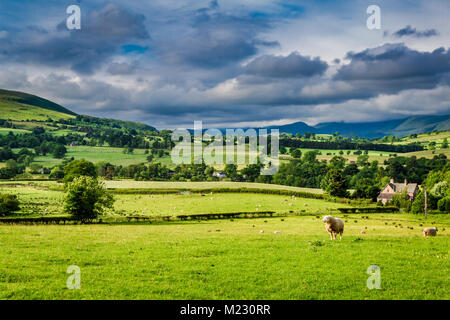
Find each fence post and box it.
[424,186,427,220]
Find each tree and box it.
[437,197,450,212]
[63,159,97,184]
[303,150,318,163]
[0,168,16,179]
[411,190,439,214]
[52,144,67,158]
[428,141,436,150]
[430,181,449,197]
[29,163,43,174]
[291,148,302,159]
[64,176,114,222]
[5,159,18,170]
[224,164,238,180]
[241,163,263,182]
[353,178,380,201]
[442,138,449,149]
[32,127,45,135]
[0,193,20,216]
[321,168,349,197]
[356,154,369,167]
[329,156,346,169]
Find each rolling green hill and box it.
[0,89,157,132]
[0,89,76,121]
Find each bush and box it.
[49,167,65,179]
[437,197,450,213]
[64,176,114,222]
[0,167,16,179]
[0,194,20,216]
[390,190,412,212]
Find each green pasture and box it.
[0,128,31,135]
[31,146,151,167]
[113,193,338,217]
[0,214,448,299]
[0,184,328,217]
[0,100,74,121]
[104,181,324,193]
[403,148,450,159]
[397,131,450,145]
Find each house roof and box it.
[389,182,418,194]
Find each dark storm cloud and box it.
[245,52,328,78]
[155,0,279,68]
[0,3,149,74]
[392,25,438,38]
[335,44,450,84]
[1,1,449,128]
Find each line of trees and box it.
[280,138,424,153]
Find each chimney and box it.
[390,178,394,184]
[404,179,408,186]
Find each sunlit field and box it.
[0,214,448,299]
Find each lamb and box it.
[423,227,438,237]
[322,215,344,240]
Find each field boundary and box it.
[0,211,287,225]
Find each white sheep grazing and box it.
[322,215,344,240]
[423,227,438,237]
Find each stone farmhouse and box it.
[377,178,419,205]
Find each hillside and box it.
[0,89,77,121]
[0,89,156,132]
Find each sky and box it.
[0,0,449,129]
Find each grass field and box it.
[0,184,328,217]
[104,181,325,193]
[113,193,338,217]
[0,181,448,300]
[0,100,74,122]
[403,148,450,159]
[0,214,448,299]
[30,146,151,167]
[397,131,450,145]
[0,128,31,135]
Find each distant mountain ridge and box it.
[265,114,450,138]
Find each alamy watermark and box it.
[66,265,81,290]
[367,5,381,30]
[366,265,381,289]
[66,5,81,30]
[171,121,279,175]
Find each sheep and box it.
[423,227,438,237]
[322,215,344,240]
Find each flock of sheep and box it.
[321,215,438,240]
